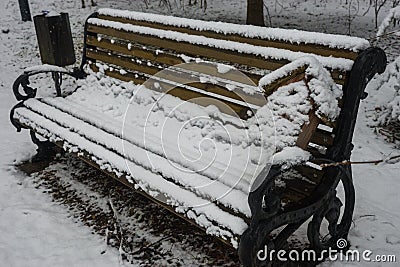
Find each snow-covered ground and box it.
[1,0,399,266]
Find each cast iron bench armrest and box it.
[10,65,86,132]
[247,158,335,225]
[12,65,86,101]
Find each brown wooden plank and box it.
[87,48,159,75]
[88,36,340,101]
[87,24,285,71]
[87,24,347,85]
[87,35,263,85]
[296,112,320,150]
[89,63,146,84]
[86,49,266,108]
[262,67,307,96]
[15,119,240,246]
[89,63,252,119]
[98,14,360,60]
[148,79,252,118]
[310,129,335,147]
[307,146,326,157]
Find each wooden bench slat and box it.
[86,49,266,108]
[296,112,320,150]
[87,35,264,84]
[87,23,347,85]
[309,129,335,147]
[21,97,257,214]
[307,146,327,158]
[87,49,337,159]
[262,67,307,96]
[89,63,252,118]
[88,35,332,100]
[87,24,285,71]
[14,108,246,243]
[97,14,360,61]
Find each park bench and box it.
[10,8,386,266]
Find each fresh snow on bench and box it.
[260,56,342,120]
[24,64,68,74]
[88,18,355,71]
[12,59,342,239]
[98,8,370,52]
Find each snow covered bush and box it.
[366,5,400,127]
[376,5,400,38]
[366,56,400,126]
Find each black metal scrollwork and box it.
[307,165,355,252]
[328,47,387,162]
[239,47,387,267]
[10,66,87,134]
[12,67,86,101]
[12,73,37,101]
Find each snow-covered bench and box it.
[10,8,386,266]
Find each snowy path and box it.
[0,29,120,267]
[320,107,400,266]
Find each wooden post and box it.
[18,0,32,21]
[246,0,264,26]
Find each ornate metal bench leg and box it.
[307,165,355,254]
[30,130,57,162]
[239,166,283,266]
[240,217,308,266]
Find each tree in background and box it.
[247,0,264,26]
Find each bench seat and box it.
[15,98,249,243]
[13,60,335,246]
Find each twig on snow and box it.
[131,234,172,255]
[108,199,127,266]
[319,154,400,168]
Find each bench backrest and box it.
[81,9,371,185]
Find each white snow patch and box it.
[98,8,370,52]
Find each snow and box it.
[9,48,362,249]
[18,97,252,216]
[365,56,400,126]
[273,147,311,168]
[14,111,248,244]
[0,17,119,267]
[45,10,61,17]
[88,18,355,71]
[98,8,370,52]
[11,54,346,243]
[217,63,235,74]
[377,6,400,39]
[1,0,400,265]
[260,56,342,120]
[24,64,68,74]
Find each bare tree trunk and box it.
[247,0,264,26]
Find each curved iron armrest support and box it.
[12,67,86,101]
[10,66,86,132]
[328,47,387,162]
[12,10,99,101]
[10,11,98,135]
[241,159,354,266]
